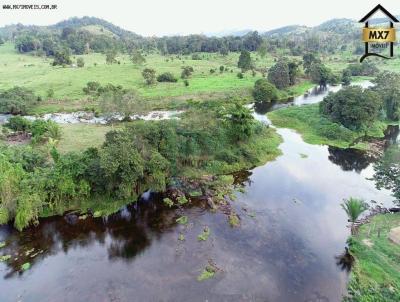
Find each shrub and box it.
[253,79,278,103]
[77,57,85,68]
[0,86,37,115]
[157,72,178,82]
[5,116,32,132]
[181,66,194,79]
[237,72,244,79]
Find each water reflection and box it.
[328,147,373,173]
[335,247,355,273]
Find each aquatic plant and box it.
[228,212,240,227]
[0,255,11,262]
[197,265,216,281]
[176,216,188,225]
[197,227,210,241]
[177,196,188,205]
[163,197,174,208]
[21,262,31,271]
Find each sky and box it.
[0,0,399,36]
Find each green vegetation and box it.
[176,216,188,225]
[373,144,400,205]
[21,262,31,271]
[253,79,278,102]
[197,265,217,281]
[0,255,11,262]
[345,213,400,302]
[197,227,210,241]
[341,197,368,234]
[267,103,390,150]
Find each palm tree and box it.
[341,197,368,234]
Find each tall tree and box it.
[142,68,156,85]
[131,49,146,65]
[268,60,290,89]
[237,50,252,72]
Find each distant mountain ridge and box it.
[0,15,399,39]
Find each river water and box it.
[0,82,398,302]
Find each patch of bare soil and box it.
[389,226,400,245]
[5,131,31,145]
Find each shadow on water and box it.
[335,248,355,273]
[0,193,180,278]
[328,147,373,173]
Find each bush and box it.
[83,81,102,95]
[253,79,278,103]
[346,61,378,76]
[191,53,201,60]
[5,116,32,132]
[0,86,37,115]
[157,72,178,83]
[181,66,194,79]
[47,88,55,98]
[77,57,85,68]
[237,72,244,79]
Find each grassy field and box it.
[57,124,121,153]
[0,42,314,114]
[345,213,400,301]
[267,103,393,150]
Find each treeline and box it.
[0,102,276,230]
[2,16,360,57]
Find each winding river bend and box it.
[0,82,398,302]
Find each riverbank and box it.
[345,213,400,301]
[267,103,397,151]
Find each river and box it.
[0,81,398,302]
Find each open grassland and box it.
[346,213,400,302]
[57,123,120,153]
[0,43,312,114]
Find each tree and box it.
[341,197,368,234]
[181,66,194,79]
[0,36,4,45]
[105,49,117,64]
[224,103,255,141]
[99,90,142,120]
[309,62,332,86]
[320,86,382,130]
[341,69,351,86]
[77,57,85,68]
[142,68,156,85]
[288,61,300,86]
[302,53,320,75]
[268,60,290,89]
[0,86,37,115]
[257,40,268,58]
[372,71,400,121]
[100,131,144,198]
[52,49,71,66]
[253,79,278,103]
[131,50,146,65]
[373,145,400,205]
[238,50,252,72]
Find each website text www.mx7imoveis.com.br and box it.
[2,4,57,9]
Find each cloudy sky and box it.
[0,0,398,36]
